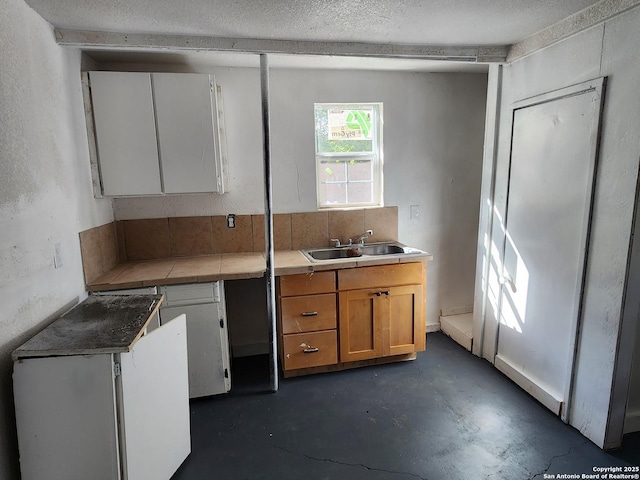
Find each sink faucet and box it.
[350,229,373,246]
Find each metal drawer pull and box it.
[301,311,318,317]
[374,291,390,296]
[300,342,319,353]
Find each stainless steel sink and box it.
[301,242,424,262]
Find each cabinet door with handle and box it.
[161,303,230,398]
[338,289,384,362]
[339,284,424,362]
[385,285,424,356]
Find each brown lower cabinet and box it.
[277,262,426,377]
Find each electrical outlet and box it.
[53,242,63,268]
[226,214,236,228]
[410,205,421,222]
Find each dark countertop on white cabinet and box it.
[12,294,163,360]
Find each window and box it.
[314,103,383,208]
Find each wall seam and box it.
[599,22,606,77]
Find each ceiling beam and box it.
[508,0,640,62]
[54,29,508,63]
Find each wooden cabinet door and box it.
[338,289,383,362]
[339,284,424,362]
[89,71,162,196]
[384,284,424,356]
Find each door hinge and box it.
[224,368,229,379]
[220,318,224,328]
[113,363,121,377]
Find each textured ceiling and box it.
[25,0,602,46]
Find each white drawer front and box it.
[160,282,219,305]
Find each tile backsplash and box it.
[79,207,397,283]
[79,222,120,284]
[168,216,215,257]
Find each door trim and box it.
[492,77,606,423]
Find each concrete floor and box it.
[172,333,640,480]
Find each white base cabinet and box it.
[13,315,190,480]
[159,282,231,398]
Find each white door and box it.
[495,79,604,419]
[153,73,221,193]
[89,71,161,196]
[118,315,190,480]
[161,303,231,397]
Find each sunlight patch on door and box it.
[499,232,529,334]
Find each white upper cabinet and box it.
[88,71,227,196]
[89,71,162,196]
[153,73,223,194]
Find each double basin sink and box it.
[301,242,425,262]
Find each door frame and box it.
[479,77,606,423]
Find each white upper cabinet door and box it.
[153,73,222,194]
[89,71,162,196]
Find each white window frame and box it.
[314,103,383,209]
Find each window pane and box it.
[319,183,347,206]
[319,160,347,183]
[315,106,373,155]
[314,102,382,209]
[347,182,373,204]
[347,160,372,182]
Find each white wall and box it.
[477,6,640,448]
[110,65,487,327]
[0,1,113,477]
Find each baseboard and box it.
[624,410,640,434]
[232,342,269,358]
[495,354,563,416]
[426,323,441,333]
[440,305,473,317]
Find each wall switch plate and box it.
[226,214,236,228]
[410,205,420,222]
[53,242,63,268]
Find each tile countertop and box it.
[86,249,433,292]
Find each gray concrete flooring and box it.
[172,333,640,479]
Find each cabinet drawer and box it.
[160,282,219,305]
[338,262,423,290]
[279,271,336,297]
[281,294,336,334]
[282,331,337,370]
